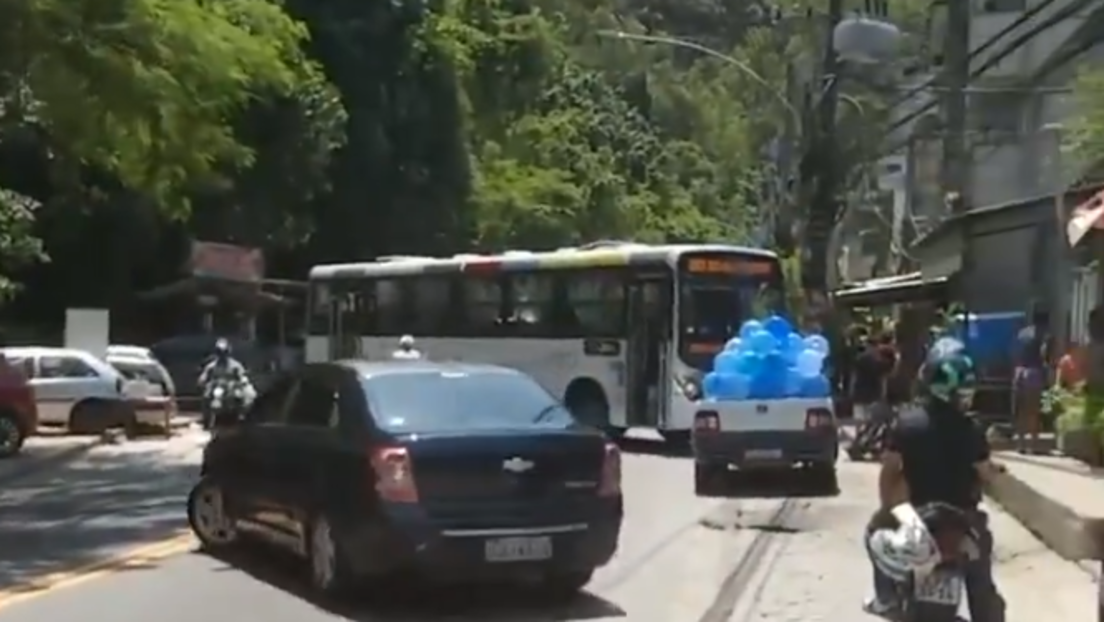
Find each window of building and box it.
[969,91,1023,136]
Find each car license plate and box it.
[745,449,783,460]
[914,571,962,605]
[484,536,553,562]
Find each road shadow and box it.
[616,437,691,459]
[0,440,198,591]
[200,545,626,621]
[696,467,839,500]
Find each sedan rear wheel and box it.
[308,515,353,596]
[187,477,238,549]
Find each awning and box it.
[1067,189,1104,247]
[832,272,951,306]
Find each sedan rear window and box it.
[361,371,576,433]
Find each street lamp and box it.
[834,15,901,65]
[594,30,802,126]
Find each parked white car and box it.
[1,347,138,434]
[106,345,157,362]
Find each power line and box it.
[882,0,1096,156]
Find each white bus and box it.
[305,242,785,442]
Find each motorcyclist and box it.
[198,338,248,428]
[390,334,422,360]
[864,337,1005,621]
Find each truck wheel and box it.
[694,462,726,497]
[808,463,838,495]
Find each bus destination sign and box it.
[684,256,774,276]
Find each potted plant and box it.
[1055,386,1103,465]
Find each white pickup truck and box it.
[690,397,838,495]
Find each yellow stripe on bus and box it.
[538,251,629,268]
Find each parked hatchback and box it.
[1,347,130,435]
[187,361,623,599]
[108,354,179,433]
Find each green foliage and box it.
[415,0,776,250]
[0,0,936,312]
[0,0,323,213]
[1071,67,1104,166]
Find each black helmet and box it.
[919,337,976,411]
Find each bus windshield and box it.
[676,253,784,370]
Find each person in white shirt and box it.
[390,335,423,360]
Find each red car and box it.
[0,360,37,458]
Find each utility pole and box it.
[799,0,843,309]
[941,0,971,212]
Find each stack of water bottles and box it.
[702,315,832,401]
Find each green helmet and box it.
[920,337,977,410]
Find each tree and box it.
[1072,67,1104,168]
[0,0,336,301]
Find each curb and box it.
[984,461,1102,561]
[0,438,104,485]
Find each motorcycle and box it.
[894,504,977,622]
[202,374,255,429]
[897,565,965,621]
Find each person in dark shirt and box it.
[851,338,886,422]
[864,339,1005,621]
[1012,308,1049,454]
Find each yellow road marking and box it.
[0,530,195,610]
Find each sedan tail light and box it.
[694,410,720,434]
[598,442,621,497]
[805,408,833,430]
[370,446,419,503]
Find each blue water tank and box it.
[949,312,1024,371]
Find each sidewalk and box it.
[988,450,1104,579]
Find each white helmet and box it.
[399,334,415,349]
[866,503,941,581]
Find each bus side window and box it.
[564,270,625,337]
[338,279,376,335]
[506,272,556,337]
[309,282,332,335]
[410,276,453,334]
[376,279,409,335]
[462,275,506,336]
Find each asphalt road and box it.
[0,431,1096,622]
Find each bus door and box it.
[328,285,363,360]
[625,278,668,427]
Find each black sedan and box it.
[186,360,623,599]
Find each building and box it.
[891,0,1104,221]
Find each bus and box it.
[305,242,785,442]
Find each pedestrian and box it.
[875,330,900,415]
[390,334,423,361]
[1011,306,1049,454]
[851,335,885,423]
